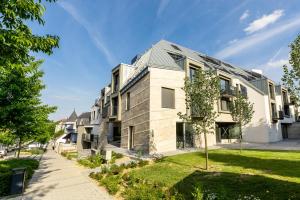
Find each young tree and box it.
[178,69,220,170]
[0,0,59,157]
[229,93,254,152]
[282,35,300,108]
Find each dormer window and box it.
[168,52,184,62]
[171,44,181,51]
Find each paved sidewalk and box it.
[218,139,300,150]
[23,149,112,200]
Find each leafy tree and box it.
[282,35,300,108]
[0,130,15,146]
[0,0,59,157]
[178,69,220,170]
[229,93,254,152]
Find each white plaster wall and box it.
[149,67,186,153]
[234,79,270,143]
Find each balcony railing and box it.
[221,86,236,97]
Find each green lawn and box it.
[129,149,300,199]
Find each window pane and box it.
[162,88,175,108]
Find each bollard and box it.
[10,167,26,195]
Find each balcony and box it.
[221,86,236,98]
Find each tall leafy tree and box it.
[0,0,59,157]
[178,69,220,170]
[229,93,254,152]
[282,35,300,108]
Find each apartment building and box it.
[92,40,297,154]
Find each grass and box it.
[61,151,78,160]
[21,148,44,155]
[0,159,39,197]
[128,149,300,199]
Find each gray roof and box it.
[121,40,272,94]
[78,112,91,119]
[67,110,77,122]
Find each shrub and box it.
[112,151,123,159]
[110,151,124,164]
[77,154,104,168]
[128,161,138,168]
[122,180,166,200]
[137,160,149,167]
[89,172,103,181]
[109,164,124,175]
[100,175,122,195]
[100,165,110,174]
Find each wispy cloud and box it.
[156,0,171,17]
[58,1,117,66]
[265,59,289,68]
[244,9,284,34]
[215,16,300,59]
[51,95,81,101]
[240,10,250,21]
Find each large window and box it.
[126,92,130,111]
[220,78,230,91]
[269,83,275,99]
[271,103,277,118]
[189,66,197,81]
[161,87,175,109]
[240,84,247,97]
[220,97,230,111]
[113,72,119,92]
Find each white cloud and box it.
[157,0,171,17]
[240,10,250,21]
[266,59,289,68]
[58,2,117,66]
[244,9,284,34]
[215,16,300,59]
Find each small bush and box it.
[100,175,122,195]
[100,165,110,174]
[128,161,138,168]
[89,172,103,181]
[137,160,149,167]
[112,151,124,159]
[77,154,104,168]
[122,180,166,200]
[109,164,124,175]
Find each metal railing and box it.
[220,86,236,97]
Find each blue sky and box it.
[31,0,300,120]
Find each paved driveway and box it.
[218,139,300,150]
[23,149,112,200]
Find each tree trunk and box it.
[239,123,242,153]
[17,138,21,159]
[204,131,208,170]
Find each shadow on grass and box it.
[206,152,300,179]
[171,170,300,200]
